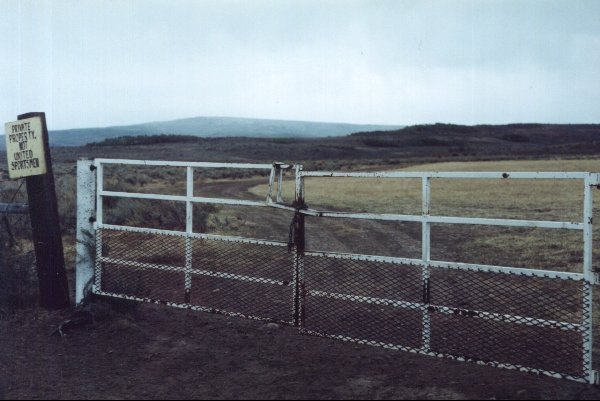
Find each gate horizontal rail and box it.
[299,209,583,229]
[98,223,289,247]
[300,170,600,181]
[76,158,599,385]
[304,250,585,281]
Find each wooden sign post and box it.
[4,112,70,309]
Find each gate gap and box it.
[430,224,583,273]
[196,204,291,241]
[102,197,186,231]
[305,218,421,259]
[193,168,272,201]
[302,177,422,215]
[430,178,582,221]
[103,164,187,196]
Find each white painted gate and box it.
[75,158,599,384]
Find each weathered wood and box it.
[18,112,70,309]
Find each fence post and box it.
[17,112,70,309]
[75,159,96,304]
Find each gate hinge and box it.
[592,370,600,386]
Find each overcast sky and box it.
[1,0,599,130]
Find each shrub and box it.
[502,134,530,143]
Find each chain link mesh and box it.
[300,253,590,381]
[97,229,186,303]
[96,228,294,324]
[94,227,592,382]
[302,254,424,349]
[429,268,585,323]
[189,237,294,323]
[428,267,588,378]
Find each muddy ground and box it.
[0,300,599,400]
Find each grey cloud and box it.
[1,0,599,129]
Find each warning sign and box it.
[5,117,47,179]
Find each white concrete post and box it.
[75,159,96,304]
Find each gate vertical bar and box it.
[266,166,276,203]
[421,176,431,352]
[277,166,284,203]
[94,161,104,292]
[582,174,596,383]
[75,159,96,304]
[293,164,305,327]
[185,166,194,303]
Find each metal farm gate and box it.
[75,159,599,385]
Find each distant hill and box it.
[3,120,600,166]
[29,116,403,147]
[53,122,600,168]
[349,122,600,150]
